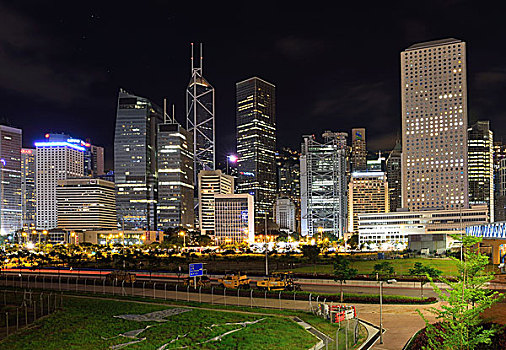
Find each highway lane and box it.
[2,268,437,298]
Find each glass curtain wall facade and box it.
[114,89,163,230]
[236,77,277,223]
[0,125,22,235]
[157,123,194,230]
[468,121,494,222]
[300,131,347,238]
[21,148,36,228]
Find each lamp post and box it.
[178,230,186,252]
[0,159,5,236]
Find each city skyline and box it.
[2,2,506,169]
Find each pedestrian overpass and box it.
[466,222,506,265]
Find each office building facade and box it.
[348,172,389,233]
[198,170,234,235]
[35,135,85,229]
[157,122,194,230]
[401,38,468,210]
[358,205,488,250]
[114,89,163,230]
[468,121,494,221]
[300,131,347,238]
[214,194,255,244]
[0,125,22,235]
[351,128,367,171]
[275,197,296,232]
[236,77,277,222]
[57,178,116,231]
[21,148,36,228]
[386,141,402,212]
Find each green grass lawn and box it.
[293,258,460,276]
[0,296,319,350]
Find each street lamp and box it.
[379,278,397,344]
[317,227,323,244]
[178,231,186,249]
[70,231,76,245]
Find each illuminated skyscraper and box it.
[351,128,367,171]
[157,118,194,230]
[21,148,36,228]
[386,141,402,212]
[348,171,389,233]
[114,89,163,230]
[35,134,85,229]
[198,170,234,235]
[300,131,347,238]
[0,125,22,235]
[186,43,215,186]
[236,77,277,223]
[468,121,494,221]
[401,38,468,210]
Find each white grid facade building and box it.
[401,38,468,211]
[214,194,254,244]
[36,142,84,229]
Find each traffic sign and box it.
[189,263,203,277]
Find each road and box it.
[2,268,438,298]
[0,276,436,349]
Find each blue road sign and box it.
[189,263,203,277]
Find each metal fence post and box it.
[224,288,227,306]
[153,282,157,299]
[143,282,145,298]
[187,285,189,302]
[279,291,282,309]
[250,289,253,308]
[25,303,28,326]
[164,283,167,300]
[199,286,202,303]
[16,308,18,330]
[211,286,213,304]
[175,284,178,301]
[237,288,240,307]
[264,290,267,307]
[122,281,125,296]
[34,300,37,320]
[5,312,8,336]
[103,279,106,294]
[131,281,134,296]
[112,279,116,296]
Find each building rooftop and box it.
[236,76,275,87]
[405,38,462,51]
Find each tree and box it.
[347,234,359,250]
[409,262,442,299]
[301,245,320,275]
[419,235,502,350]
[373,261,394,279]
[333,255,358,302]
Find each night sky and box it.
[1,1,505,169]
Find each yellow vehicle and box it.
[218,272,251,289]
[183,275,211,288]
[106,270,136,283]
[256,272,301,291]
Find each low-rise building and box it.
[358,205,489,251]
[275,197,296,232]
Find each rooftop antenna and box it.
[172,104,175,123]
[190,42,194,73]
[200,43,203,71]
[163,98,167,124]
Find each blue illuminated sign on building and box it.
[466,222,506,239]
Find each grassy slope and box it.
[293,258,459,276]
[0,297,316,350]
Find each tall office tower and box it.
[57,178,116,231]
[0,125,22,235]
[35,134,85,229]
[275,197,296,232]
[348,172,389,233]
[468,121,494,221]
[300,131,348,238]
[214,194,255,244]
[21,148,36,228]
[276,148,300,201]
[386,141,402,212]
[351,128,367,171]
[186,43,215,187]
[114,89,163,230]
[198,170,234,235]
[157,118,194,231]
[401,38,468,210]
[236,77,277,223]
[86,144,105,177]
[497,158,506,221]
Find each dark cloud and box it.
[275,36,326,60]
[0,3,105,104]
